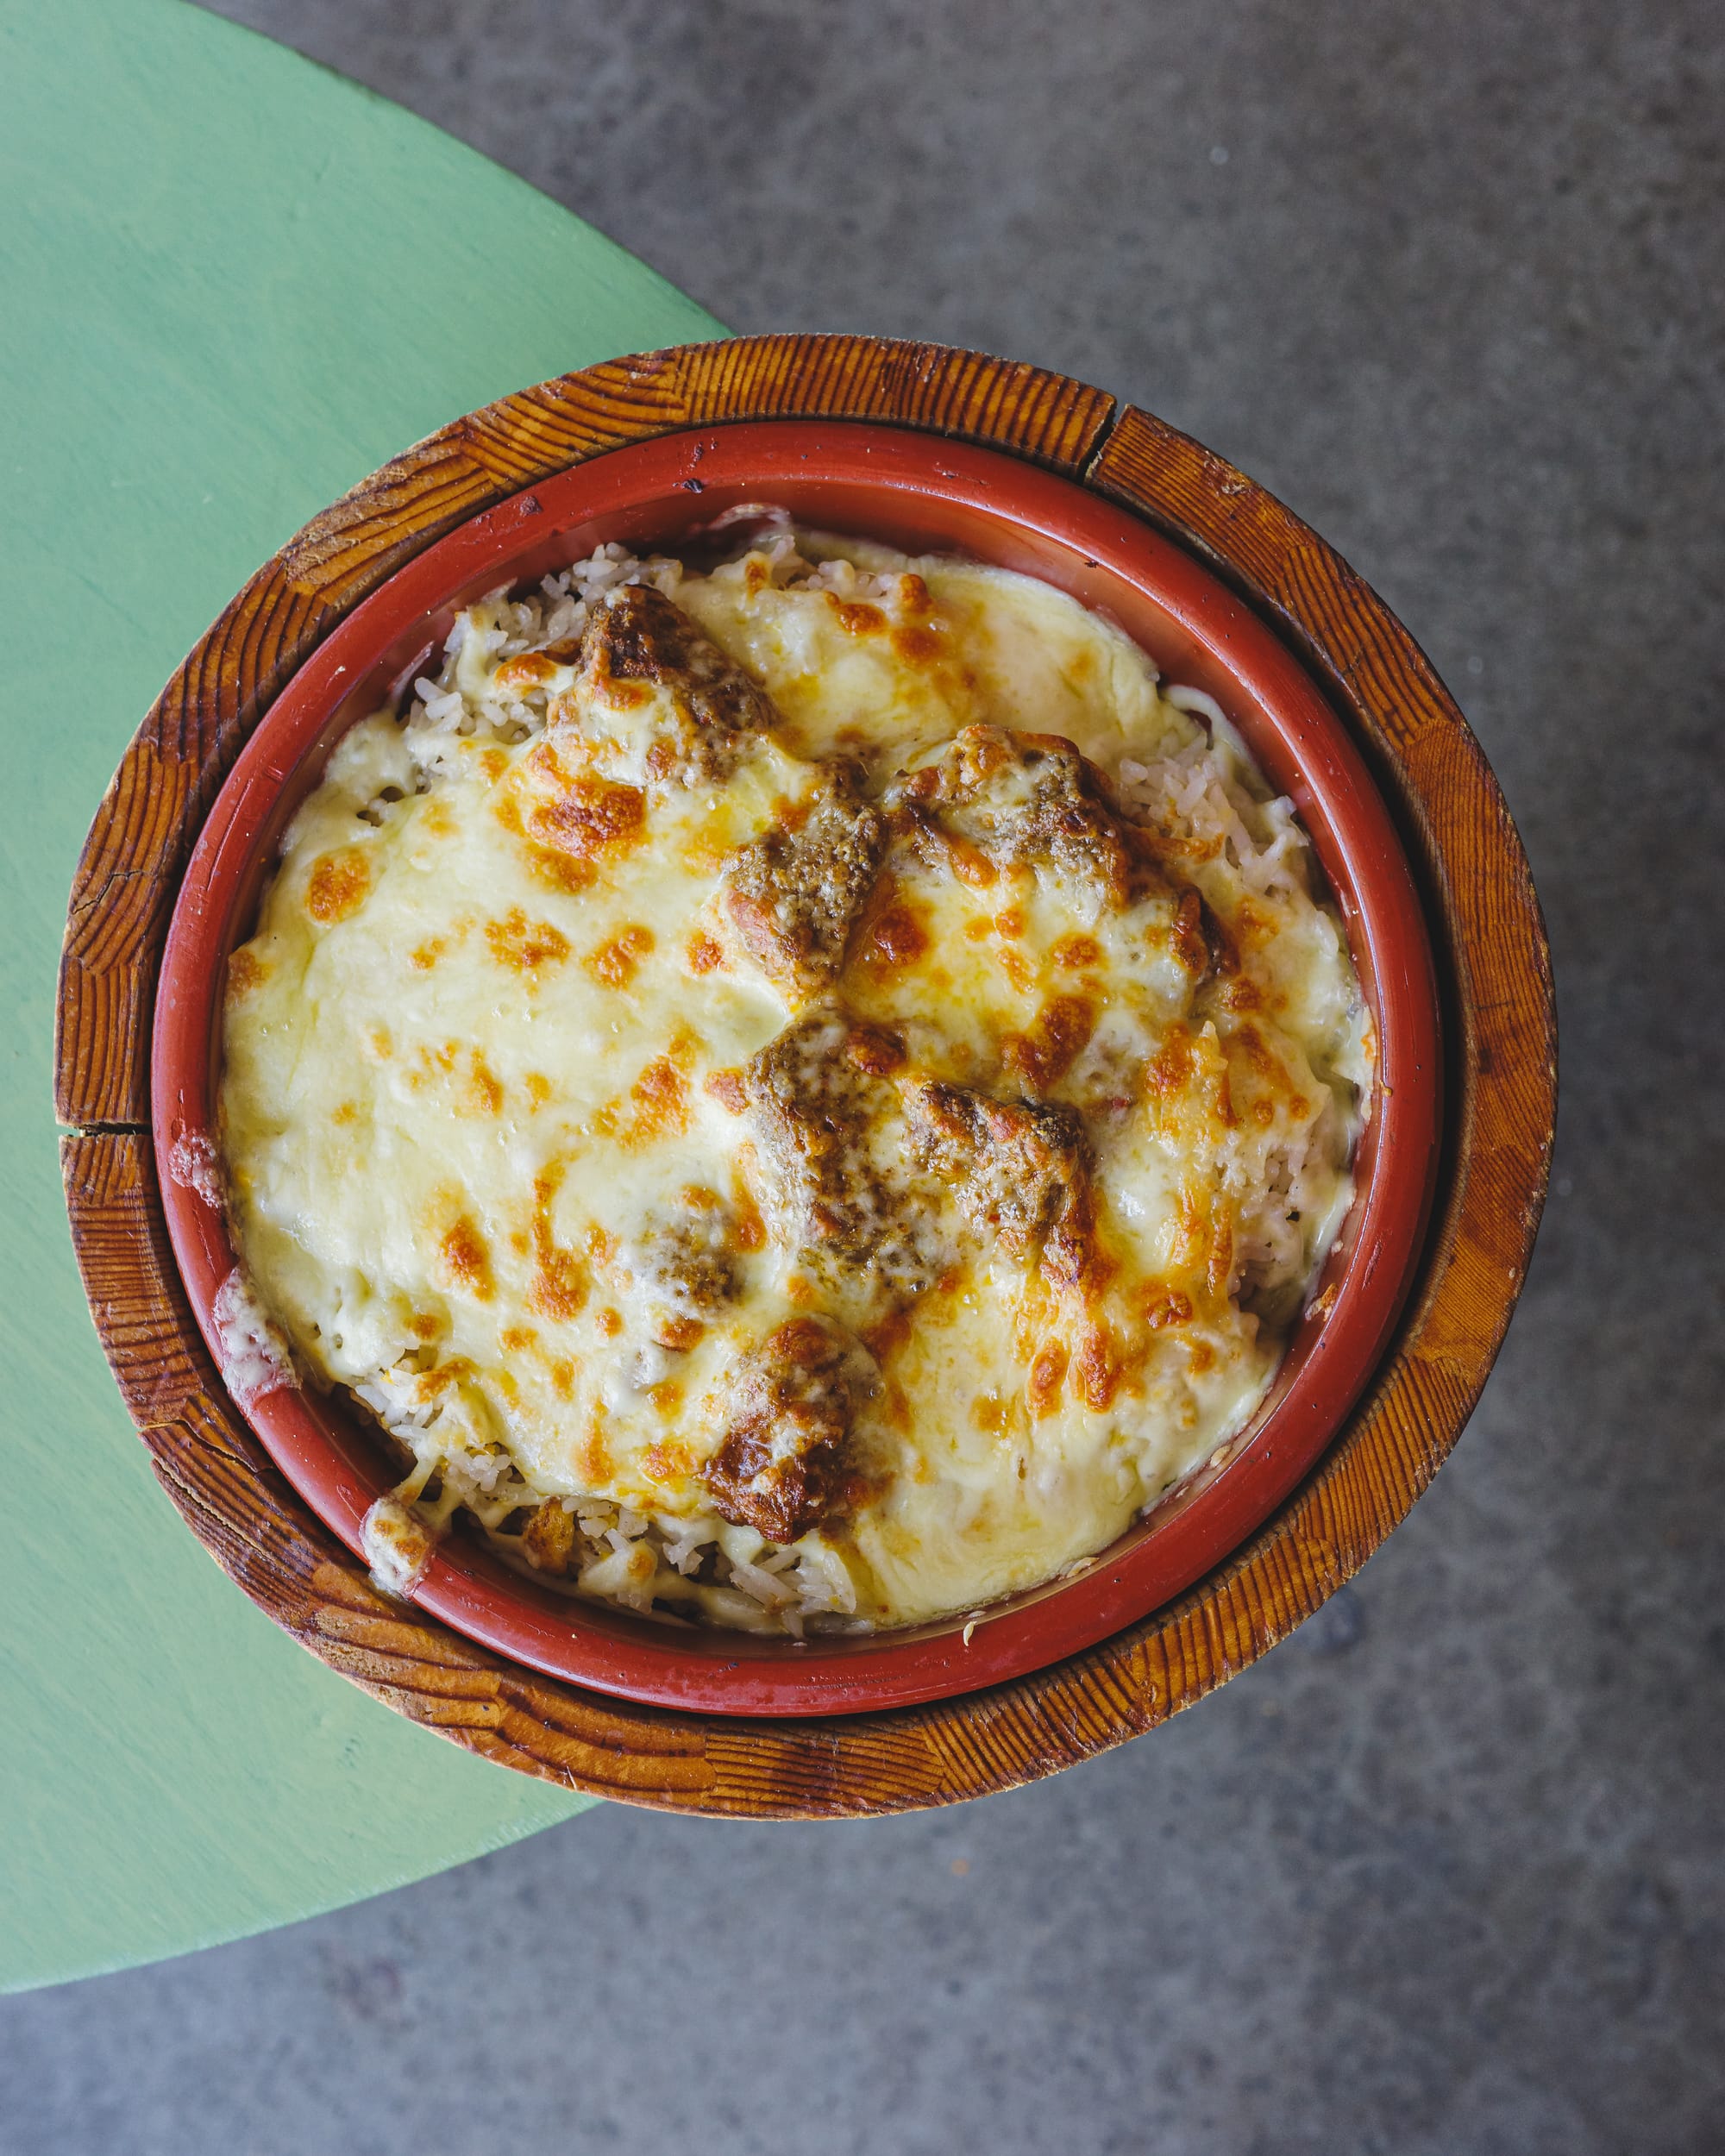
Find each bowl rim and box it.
[150,415,1440,1716]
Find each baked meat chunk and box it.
[574,583,778,786]
[702,1315,871,1543]
[626,1186,741,1351]
[890,724,1136,905]
[724,761,884,1000]
[902,1078,1093,1287]
[741,1007,944,1303]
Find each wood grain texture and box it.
[56,338,1554,1817]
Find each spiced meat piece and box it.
[890,725,1136,904]
[521,1497,576,1576]
[702,1315,870,1543]
[741,1007,944,1302]
[723,761,885,1000]
[626,1186,741,1351]
[902,1078,1093,1288]
[574,583,778,786]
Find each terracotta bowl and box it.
[151,418,1440,1717]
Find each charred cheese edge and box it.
[218,533,1371,1633]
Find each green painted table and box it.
[1,0,723,1993]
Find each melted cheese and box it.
[219,533,1369,1633]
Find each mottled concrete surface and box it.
[8,3,1721,2149]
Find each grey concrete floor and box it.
[9,3,1722,2150]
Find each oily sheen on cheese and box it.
[219,527,1371,1635]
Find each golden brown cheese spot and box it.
[408,1309,445,1343]
[828,593,887,636]
[331,1100,359,1127]
[499,1325,536,1353]
[524,1073,553,1109]
[492,651,565,693]
[1074,1324,1120,1412]
[1147,1023,1194,1100]
[997,945,1033,992]
[1147,1023,1236,1136]
[1208,1215,1235,1304]
[416,1357,474,1401]
[579,1409,613,1482]
[549,1357,576,1398]
[486,907,571,975]
[595,1306,623,1339]
[848,1024,906,1079]
[950,836,999,887]
[529,847,596,896]
[462,1050,504,1117]
[525,1170,586,1323]
[1171,887,1235,981]
[1142,1284,1195,1331]
[410,937,445,971]
[1233,1022,1290,1089]
[972,1392,1007,1435]
[1052,933,1101,972]
[687,931,724,975]
[583,924,655,989]
[1027,1338,1069,1418]
[1232,896,1276,951]
[892,623,944,666]
[851,878,932,977]
[731,1169,767,1251]
[305,847,372,924]
[617,1056,690,1150]
[1002,993,1097,1096]
[439,1216,493,1301]
[524,755,649,867]
[522,1498,574,1576]
[994,906,1026,940]
[227,946,267,996]
[643,1438,694,1482]
[705,1067,747,1114]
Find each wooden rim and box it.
[56,335,1554,1814]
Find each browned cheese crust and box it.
[571,582,780,786]
[625,1186,743,1351]
[702,1315,874,1542]
[739,1008,944,1304]
[723,761,885,1000]
[891,724,1144,905]
[903,1080,1094,1289]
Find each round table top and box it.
[1,0,721,1993]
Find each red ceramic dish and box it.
[152,419,1440,1717]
